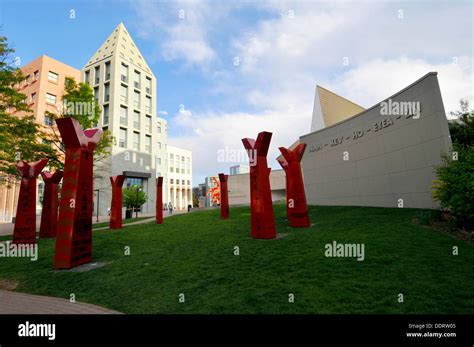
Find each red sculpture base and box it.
[13,159,49,245]
[218,173,229,219]
[279,144,310,228]
[39,170,63,238]
[156,177,163,224]
[109,175,125,229]
[242,131,276,239]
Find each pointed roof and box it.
[84,22,153,76]
[311,86,365,132]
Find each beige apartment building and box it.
[0,55,80,222]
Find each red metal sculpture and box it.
[276,158,290,221]
[156,177,163,224]
[109,175,125,229]
[242,131,276,239]
[39,170,63,238]
[278,144,310,228]
[218,173,229,219]
[12,159,48,245]
[54,118,102,269]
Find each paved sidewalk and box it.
[0,290,121,314]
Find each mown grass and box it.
[0,203,472,314]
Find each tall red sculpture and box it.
[156,177,163,224]
[109,175,125,229]
[242,131,276,239]
[218,173,229,219]
[278,144,310,227]
[39,170,63,238]
[54,118,102,269]
[12,159,48,245]
[276,158,290,221]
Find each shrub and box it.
[433,145,474,229]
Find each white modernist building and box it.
[82,23,191,215]
[167,145,193,209]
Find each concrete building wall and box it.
[300,72,452,209]
[228,169,286,205]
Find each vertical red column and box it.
[242,131,276,239]
[156,177,163,224]
[277,158,290,222]
[54,118,102,269]
[12,159,48,245]
[39,170,63,238]
[109,175,125,229]
[278,144,310,228]
[218,173,229,219]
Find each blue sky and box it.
[1,0,473,183]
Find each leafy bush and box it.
[433,145,474,229]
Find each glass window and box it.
[133,132,140,150]
[145,96,152,114]
[94,66,100,84]
[134,70,140,89]
[104,83,110,102]
[134,91,140,108]
[45,93,56,104]
[145,115,151,133]
[121,63,128,82]
[44,115,53,126]
[145,135,151,153]
[105,61,111,80]
[48,71,58,83]
[120,106,128,126]
[145,77,152,94]
[133,111,140,130]
[119,128,127,148]
[103,105,109,125]
[121,85,128,103]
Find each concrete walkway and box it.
[0,290,120,314]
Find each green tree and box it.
[433,144,474,229]
[448,99,474,147]
[45,77,114,168]
[122,185,147,212]
[0,36,57,177]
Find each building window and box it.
[44,115,53,126]
[156,157,161,165]
[45,93,57,105]
[176,167,180,173]
[145,96,152,114]
[126,177,144,188]
[94,66,100,84]
[30,92,36,103]
[145,115,151,133]
[119,128,127,148]
[48,71,58,83]
[158,142,161,149]
[134,70,140,89]
[104,83,110,102]
[105,61,111,80]
[187,180,190,186]
[33,70,39,81]
[84,70,90,84]
[103,105,109,125]
[121,84,128,104]
[145,135,151,153]
[170,167,174,173]
[134,91,140,109]
[94,87,99,103]
[182,180,185,185]
[120,106,128,126]
[145,77,152,94]
[133,111,140,130]
[121,63,128,83]
[170,179,174,184]
[157,124,161,134]
[133,132,140,150]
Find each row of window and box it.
[118,128,153,153]
[169,179,191,186]
[85,61,152,95]
[17,70,59,89]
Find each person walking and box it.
[168,202,173,215]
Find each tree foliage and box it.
[0,36,56,176]
[122,185,148,210]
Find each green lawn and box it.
[91,216,153,229]
[0,204,473,314]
